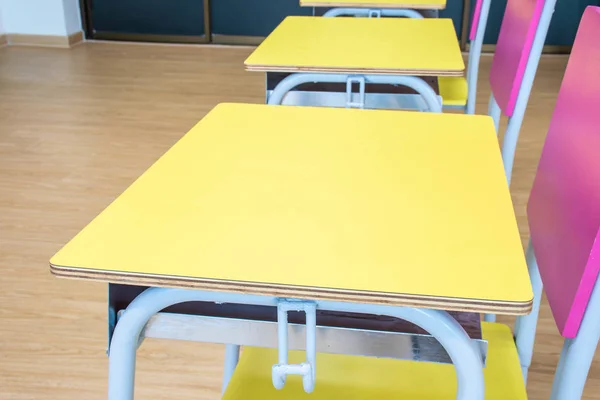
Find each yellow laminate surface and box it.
[300,0,446,9]
[244,17,464,76]
[223,323,526,400]
[50,103,531,311]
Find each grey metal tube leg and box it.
[465,0,491,115]
[500,0,557,186]
[108,287,484,400]
[488,93,501,134]
[222,344,240,394]
[502,115,524,186]
[483,313,496,323]
[514,239,543,383]
[108,312,145,399]
[550,276,600,400]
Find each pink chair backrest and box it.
[469,0,484,41]
[489,0,545,116]
[527,6,600,339]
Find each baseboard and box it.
[6,31,84,48]
[0,34,7,47]
[211,34,265,46]
[68,31,84,46]
[93,31,207,44]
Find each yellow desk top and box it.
[245,17,464,76]
[300,0,446,9]
[51,104,531,314]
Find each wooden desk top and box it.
[51,104,531,314]
[245,17,464,77]
[300,0,446,9]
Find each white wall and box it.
[62,0,82,35]
[0,0,81,36]
[0,7,5,35]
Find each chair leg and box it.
[501,115,526,186]
[483,313,496,323]
[550,338,573,400]
[487,93,501,134]
[222,344,240,394]
[514,239,543,383]
[550,277,600,400]
[465,0,491,115]
[550,335,599,400]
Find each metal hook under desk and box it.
[272,299,317,393]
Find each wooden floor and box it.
[0,42,597,399]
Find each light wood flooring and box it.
[0,42,596,399]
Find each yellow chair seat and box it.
[222,322,527,400]
[440,76,468,107]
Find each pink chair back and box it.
[469,0,484,41]
[527,6,600,339]
[489,0,545,116]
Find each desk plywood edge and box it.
[50,264,532,315]
[244,65,464,77]
[299,1,445,9]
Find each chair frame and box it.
[486,0,557,186]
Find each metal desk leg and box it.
[108,287,483,400]
[222,344,240,394]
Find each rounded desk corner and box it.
[212,102,238,111]
[519,297,534,315]
[49,260,64,276]
[49,252,72,277]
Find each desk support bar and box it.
[267,73,442,113]
[323,8,424,19]
[108,287,483,400]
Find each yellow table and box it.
[51,103,530,315]
[245,17,463,77]
[300,0,446,10]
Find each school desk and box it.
[50,104,531,399]
[245,17,464,111]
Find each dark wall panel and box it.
[439,0,464,38]
[211,0,312,37]
[92,0,205,36]
[546,0,598,46]
[469,0,599,46]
